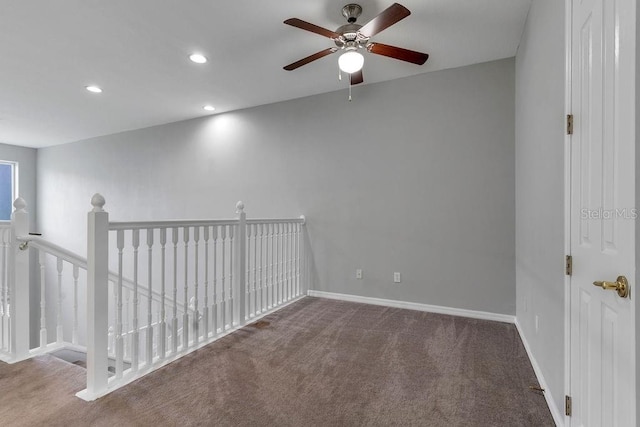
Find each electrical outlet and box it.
[356,269,363,279]
[393,272,401,283]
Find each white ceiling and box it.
[0,0,531,148]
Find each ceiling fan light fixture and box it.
[338,50,364,74]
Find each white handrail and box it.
[16,235,186,313]
[109,216,305,230]
[109,219,238,230]
[247,217,306,225]
[18,235,88,269]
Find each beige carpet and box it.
[0,297,554,426]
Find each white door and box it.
[569,0,636,425]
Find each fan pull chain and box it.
[338,65,342,81]
[349,79,352,102]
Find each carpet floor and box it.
[0,297,554,426]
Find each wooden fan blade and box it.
[284,18,341,39]
[367,43,429,65]
[284,48,338,71]
[358,3,411,38]
[350,69,364,85]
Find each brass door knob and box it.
[593,276,629,298]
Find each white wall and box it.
[515,0,565,417]
[37,58,515,315]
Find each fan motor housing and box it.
[334,23,368,49]
[334,4,369,49]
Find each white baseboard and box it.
[514,319,564,427]
[306,290,515,323]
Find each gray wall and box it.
[515,0,565,417]
[37,58,516,315]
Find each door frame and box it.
[563,0,637,425]
[563,0,572,425]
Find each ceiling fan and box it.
[283,3,429,86]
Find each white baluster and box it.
[236,202,246,325]
[262,224,268,311]
[212,226,218,335]
[285,223,290,302]
[246,222,252,318]
[280,223,284,305]
[229,223,235,326]
[264,224,269,310]
[146,228,154,365]
[159,228,166,360]
[293,223,300,297]
[124,288,131,361]
[252,223,257,317]
[282,224,287,303]
[289,223,294,299]
[1,228,7,351]
[283,223,288,303]
[38,251,47,349]
[203,226,210,339]
[155,308,160,355]
[131,229,140,372]
[108,326,114,356]
[257,224,263,314]
[270,223,275,309]
[110,281,117,355]
[277,223,282,306]
[72,265,79,345]
[115,229,125,379]
[189,296,196,341]
[56,258,63,343]
[279,223,284,304]
[282,223,287,302]
[293,223,297,297]
[193,226,200,345]
[182,226,189,350]
[288,223,293,298]
[300,216,306,294]
[220,225,226,331]
[172,228,178,355]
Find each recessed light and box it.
[203,105,215,112]
[85,85,102,93]
[189,54,208,64]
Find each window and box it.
[0,161,17,221]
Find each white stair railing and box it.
[79,195,306,401]
[0,195,307,403]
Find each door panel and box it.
[569,0,635,425]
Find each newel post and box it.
[10,197,30,360]
[85,194,109,397]
[235,201,246,326]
